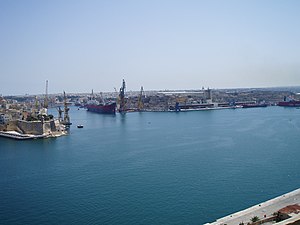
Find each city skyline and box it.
[1,0,300,95]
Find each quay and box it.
[204,188,300,225]
[0,131,47,140]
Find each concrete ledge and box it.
[204,188,300,225]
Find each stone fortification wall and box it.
[6,121,19,132]
[50,120,57,131]
[43,120,57,134]
[17,120,58,135]
[17,120,43,135]
[0,124,7,131]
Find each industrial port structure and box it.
[0,81,71,139]
[1,83,300,139]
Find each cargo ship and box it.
[85,89,116,114]
[86,99,116,114]
[277,96,300,107]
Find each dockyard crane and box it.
[119,79,126,113]
[62,91,72,126]
[114,87,120,110]
[137,86,145,111]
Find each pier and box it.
[205,188,300,225]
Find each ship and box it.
[86,101,116,114]
[85,89,116,114]
[277,96,300,107]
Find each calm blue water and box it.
[0,107,300,225]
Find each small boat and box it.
[242,103,268,108]
[77,125,83,128]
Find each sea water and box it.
[0,107,300,225]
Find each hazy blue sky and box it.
[1,0,300,95]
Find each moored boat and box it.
[86,100,116,114]
[242,103,268,108]
[86,90,116,114]
[278,96,300,107]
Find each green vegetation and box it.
[250,216,260,223]
[26,114,54,121]
[26,115,39,121]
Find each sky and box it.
[1,0,300,95]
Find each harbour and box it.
[2,82,300,141]
[2,0,300,224]
[1,106,300,225]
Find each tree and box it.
[251,216,260,223]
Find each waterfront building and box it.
[0,95,68,139]
[0,113,12,125]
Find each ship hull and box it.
[86,102,116,114]
[278,101,300,107]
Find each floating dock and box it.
[204,188,300,225]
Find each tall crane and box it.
[119,79,126,113]
[62,91,72,126]
[32,96,39,116]
[114,87,120,110]
[137,86,144,111]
